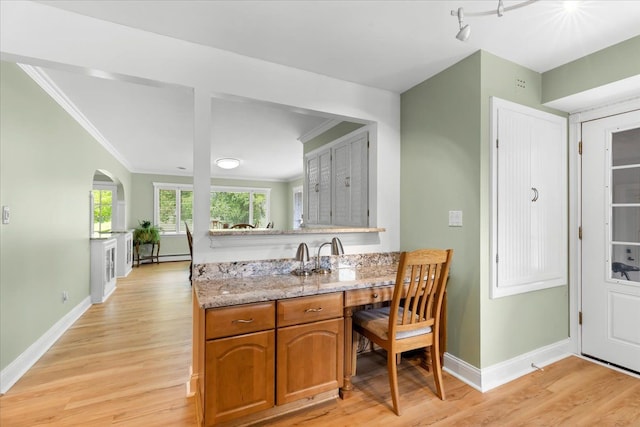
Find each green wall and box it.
[401,52,482,367]
[401,51,570,369]
[479,51,568,367]
[0,61,132,371]
[542,36,640,104]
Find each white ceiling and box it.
[24,0,640,179]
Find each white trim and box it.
[443,352,483,392]
[17,64,133,171]
[298,119,341,143]
[0,296,92,394]
[480,339,572,392]
[444,339,573,393]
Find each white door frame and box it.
[568,97,640,358]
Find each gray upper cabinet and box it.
[305,130,369,227]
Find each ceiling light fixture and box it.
[215,158,240,169]
[452,7,471,41]
[451,0,539,41]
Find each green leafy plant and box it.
[133,220,161,244]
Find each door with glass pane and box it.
[581,109,640,373]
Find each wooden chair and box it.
[352,248,453,415]
[230,223,255,229]
[184,222,193,282]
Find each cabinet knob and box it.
[372,293,379,298]
[304,307,323,313]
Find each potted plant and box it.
[133,220,161,244]
[132,220,162,266]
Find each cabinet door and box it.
[305,149,331,225]
[276,318,344,405]
[333,132,368,226]
[490,97,567,298]
[205,330,275,425]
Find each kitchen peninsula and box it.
[191,253,405,426]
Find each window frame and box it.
[153,182,193,235]
[210,185,271,227]
[92,182,117,234]
[153,182,271,234]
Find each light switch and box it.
[2,206,9,224]
[448,210,462,227]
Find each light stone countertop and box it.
[193,264,398,309]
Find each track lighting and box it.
[451,0,538,41]
[452,7,470,42]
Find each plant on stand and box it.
[133,220,161,265]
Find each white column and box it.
[193,88,211,264]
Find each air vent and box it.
[515,78,526,89]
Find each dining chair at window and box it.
[352,248,453,415]
[184,222,193,282]
[230,223,255,229]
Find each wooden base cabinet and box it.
[199,294,344,425]
[276,292,344,405]
[205,331,275,425]
[277,318,344,404]
[203,302,276,426]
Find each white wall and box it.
[0,1,401,263]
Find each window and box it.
[154,183,193,234]
[211,186,270,228]
[292,185,303,229]
[153,183,270,233]
[92,185,115,233]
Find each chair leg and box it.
[352,331,359,376]
[387,351,401,415]
[430,344,445,400]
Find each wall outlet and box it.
[62,291,69,303]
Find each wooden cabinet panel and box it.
[277,293,343,327]
[276,318,344,405]
[344,285,395,306]
[205,330,275,425]
[206,301,275,340]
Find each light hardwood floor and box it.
[1,262,638,426]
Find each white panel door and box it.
[582,109,640,373]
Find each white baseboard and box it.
[444,338,573,393]
[443,353,483,391]
[0,296,92,394]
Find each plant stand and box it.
[135,241,160,267]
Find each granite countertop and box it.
[193,264,398,309]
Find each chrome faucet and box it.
[313,237,344,274]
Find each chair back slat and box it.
[390,249,453,336]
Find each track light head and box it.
[456,24,471,41]
[497,0,505,16]
[451,7,470,41]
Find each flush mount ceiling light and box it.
[451,0,539,41]
[215,158,240,169]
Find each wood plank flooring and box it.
[1,261,638,426]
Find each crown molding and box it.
[18,64,133,171]
[297,118,341,144]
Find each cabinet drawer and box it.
[206,302,275,340]
[345,285,396,306]
[277,293,343,327]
